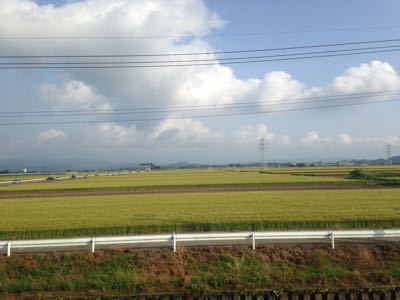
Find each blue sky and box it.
[0,0,400,169]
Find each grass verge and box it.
[1,245,400,295]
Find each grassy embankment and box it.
[1,245,400,296]
[1,189,400,239]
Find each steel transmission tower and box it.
[259,137,267,168]
[387,144,392,165]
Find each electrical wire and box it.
[2,90,399,115]
[1,91,400,118]
[1,47,400,69]
[2,44,400,66]
[2,25,400,40]
[2,37,400,58]
[1,98,398,126]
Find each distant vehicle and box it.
[46,177,55,181]
[71,174,77,179]
[12,179,21,184]
[55,177,62,181]
[83,175,89,179]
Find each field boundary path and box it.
[0,183,390,198]
[2,229,400,256]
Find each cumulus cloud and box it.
[1,0,400,163]
[151,118,221,144]
[259,72,305,104]
[39,81,105,110]
[234,124,291,146]
[302,132,400,148]
[93,123,129,145]
[38,129,66,141]
[0,0,229,110]
[302,131,322,145]
[361,136,400,147]
[330,61,400,93]
[3,1,400,115]
[175,65,260,106]
[256,61,400,109]
[338,133,353,145]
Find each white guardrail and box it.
[1,229,400,257]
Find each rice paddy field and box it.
[0,169,359,193]
[1,188,400,239]
[0,166,400,240]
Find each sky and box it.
[1,0,400,169]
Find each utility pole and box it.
[387,144,392,165]
[259,137,267,169]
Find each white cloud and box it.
[3,1,400,116]
[39,81,103,110]
[260,72,305,105]
[175,65,260,106]
[0,0,223,40]
[361,135,400,147]
[385,136,400,145]
[234,124,291,146]
[256,61,400,110]
[151,118,221,144]
[338,133,353,145]
[1,1,400,163]
[93,123,129,145]
[38,129,66,141]
[302,131,321,145]
[330,61,400,93]
[1,0,228,111]
[257,124,274,141]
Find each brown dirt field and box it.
[0,183,391,199]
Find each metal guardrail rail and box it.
[1,229,400,256]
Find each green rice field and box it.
[1,189,400,239]
[0,169,355,192]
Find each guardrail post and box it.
[173,232,177,252]
[7,241,11,257]
[91,238,96,253]
[330,232,335,250]
[252,232,256,250]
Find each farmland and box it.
[1,188,400,239]
[1,166,400,194]
[0,167,399,240]
[1,167,400,296]
[0,168,371,193]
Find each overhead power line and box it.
[1,90,399,118]
[2,90,399,115]
[2,44,400,66]
[0,97,399,126]
[1,47,400,69]
[2,25,400,40]
[1,37,400,58]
